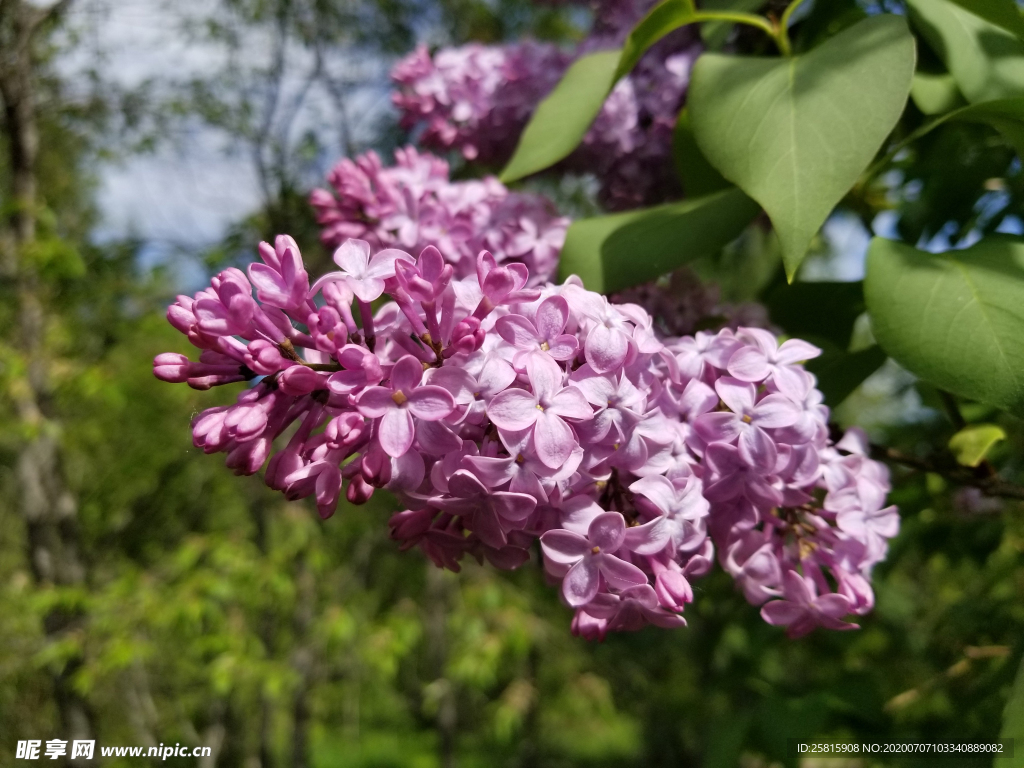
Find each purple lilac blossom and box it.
[155,235,899,640]
[310,146,568,284]
[389,23,699,210]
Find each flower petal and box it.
[760,599,805,626]
[407,385,455,420]
[585,324,629,373]
[378,408,415,457]
[487,389,540,431]
[333,239,370,275]
[492,491,537,522]
[535,295,569,340]
[546,385,593,420]
[716,376,756,414]
[496,314,539,347]
[726,345,770,382]
[354,386,396,418]
[448,469,487,499]
[540,529,591,565]
[776,338,821,365]
[391,355,423,394]
[533,410,576,468]
[588,512,627,552]
[562,558,601,606]
[622,517,670,556]
[598,554,648,591]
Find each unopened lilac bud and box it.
[326,413,366,450]
[246,340,291,375]
[346,475,374,505]
[389,507,435,540]
[571,610,608,642]
[226,436,272,475]
[279,366,324,396]
[654,570,692,611]
[192,407,231,453]
[266,448,304,491]
[153,353,191,383]
[167,297,197,335]
[360,448,392,487]
[316,466,342,519]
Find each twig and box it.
[869,443,1024,501]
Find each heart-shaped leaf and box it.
[865,236,1024,417]
[500,50,620,184]
[672,110,731,198]
[948,424,1007,467]
[946,0,1024,42]
[557,187,759,293]
[910,71,965,115]
[908,0,1024,103]
[689,14,916,279]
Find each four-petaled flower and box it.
[694,377,799,470]
[727,327,820,400]
[760,569,857,639]
[540,512,651,606]
[353,355,455,457]
[495,295,579,371]
[486,358,592,467]
[430,469,537,549]
[310,238,412,302]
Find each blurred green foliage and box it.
[2,1,1024,767]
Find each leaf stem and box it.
[779,0,810,36]
[693,10,777,43]
[770,0,810,57]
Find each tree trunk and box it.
[0,1,94,760]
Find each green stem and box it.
[779,0,810,35]
[692,10,777,43]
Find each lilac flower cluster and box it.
[390,31,698,209]
[391,42,570,164]
[154,236,898,639]
[310,147,568,285]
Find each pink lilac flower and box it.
[311,147,567,284]
[155,235,899,640]
[389,14,700,210]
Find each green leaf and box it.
[907,0,1024,103]
[557,187,759,293]
[945,99,1024,157]
[499,50,620,184]
[946,0,1024,42]
[865,236,1024,417]
[882,97,1024,162]
[765,281,865,349]
[672,109,731,198]
[806,345,887,407]
[948,424,1007,467]
[689,14,916,280]
[910,71,965,115]
[996,653,1024,768]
